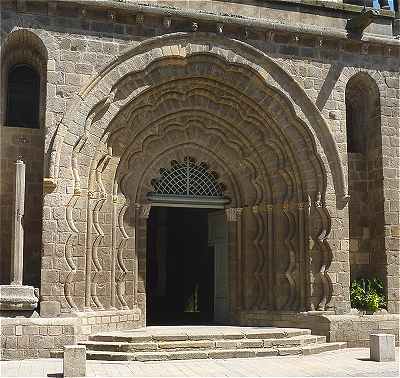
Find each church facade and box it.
[0,0,399,359]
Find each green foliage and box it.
[350,277,386,313]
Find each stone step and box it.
[82,342,347,361]
[80,334,326,353]
[89,327,311,343]
[301,341,348,355]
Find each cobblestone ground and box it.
[1,348,398,377]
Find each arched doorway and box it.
[145,157,230,325]
[44,35,347,320]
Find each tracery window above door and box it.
[148,157,230,208]
[151,157,226,197]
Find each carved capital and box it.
[225,207,243,222]
[136,13,144,24]
[361,43,369,55]
[191,22,199,32]
[383,46,392,57]
[163,17,172,29]
[139,204,151,219]
[297,202,306,210]
[108,11,116,21]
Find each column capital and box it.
[225,207,243,222]
[136,203,151,219]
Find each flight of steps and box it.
[63,326,347,361]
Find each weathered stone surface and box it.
[0,0,399,360]
[63,345,86,378]
[0,285,38,310]
[370,334,396,362]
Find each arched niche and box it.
[0,29,48,289]
[345,73,385,287]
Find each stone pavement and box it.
[1,348,399,377]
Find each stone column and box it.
[225,207,243,317]
[10,159,25,285]
[0,159,38,311]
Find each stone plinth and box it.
[0,285,38,310]
[370,334,396,362]
[64,345,86,377]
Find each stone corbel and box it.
[48,2,57,16]
[43,177,57,194]
[16,0,26,12]
[346,9,379,36]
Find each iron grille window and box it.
[151,157,225,197]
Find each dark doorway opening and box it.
[146,207,215,325]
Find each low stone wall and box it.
[326,314,400,347]
[0,308,142,360]
[240,311,400,347]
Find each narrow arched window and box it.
[345,82,367,154]
[6,64,40,128]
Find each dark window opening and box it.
[346,99,361,153]
[6,64,40,129]
[346,94,367,154]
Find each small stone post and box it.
[10,159,25,285]
[64,345,86,377]
[370,334,395,362]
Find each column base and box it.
[0,284,38,311]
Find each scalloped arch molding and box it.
[50,32,348,208]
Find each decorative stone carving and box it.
[225,208,243,222]
[139,204,152,219]
[0,285,38,310]
[191,22,198,32]
[163,17,171,29]
[136,13,144,24]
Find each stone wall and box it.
[240,311,400,347]
[0,308,141,360]
[0,0,398,359]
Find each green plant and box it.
[350,277,386,312]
